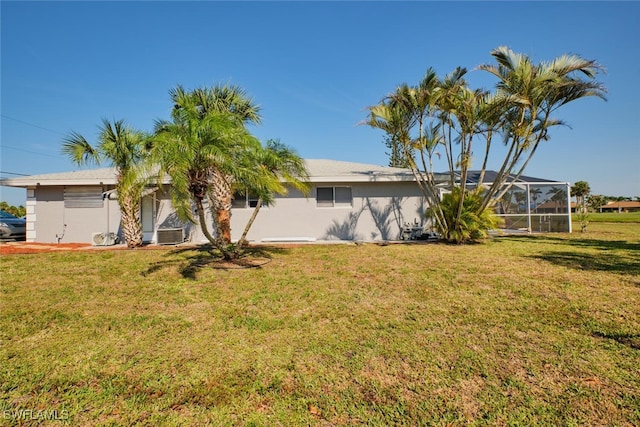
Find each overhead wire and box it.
[1,114,66,136]
[0,171,30,176]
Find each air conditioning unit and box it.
[156,228,184,245]
[92,232,118,246]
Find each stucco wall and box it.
[29,181,427,244]
[221,181,425,243]
[29,186,121,243]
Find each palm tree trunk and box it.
[209,170,233,247]
[120,195,143,248]
[195,197,216,247]
[217,195,232,244]
[235,198,262,254]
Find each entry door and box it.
[141,196,154,243]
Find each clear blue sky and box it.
[1,1,639,206]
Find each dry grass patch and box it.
[1,222,639,425]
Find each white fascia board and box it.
[1,177,171,188]
[307,174,416,183]
[1,178,118,187]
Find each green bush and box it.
[432,187,503,243]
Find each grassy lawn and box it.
[574,211,640,223]
[1,223,639,426]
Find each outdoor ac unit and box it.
[92,232,118,246]
[157,228,184,245]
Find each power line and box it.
[0,144,62,158]
[1,114,66,136]
[0,171,30,176]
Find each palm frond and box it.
[61,131,101,166]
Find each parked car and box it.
[0,210,26,241]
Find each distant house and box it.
[534,201,578,214]
[0,160,430,244]
[1,160,575,244]
[599,201,640,213]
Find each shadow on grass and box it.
[496,235,640,276]
[497,234,640,252]
[592,331,640,350]
[142,245,289,279]
[529,251,640,275]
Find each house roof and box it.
[0,166,171,187]
[0,159,565,188]
[535,201,576,209]
[304,159,416,182]
[0,168,122,187]
[457,170,563,184]
[0,159,419,188]
[601,201,640,209]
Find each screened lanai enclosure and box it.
[458,171,573,233]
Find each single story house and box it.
[1,160,574,244]
[0,160,430,244]
[533,201,577,214]
[598,201,640,213]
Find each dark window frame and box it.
[316,186,352,207]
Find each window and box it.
[316,186,352,207]
[232,191,265,209]
[232,191,246,209]
[335,187,352,207]
[64,186,103,208]
[316,187,334,207]
[248,193,260,208]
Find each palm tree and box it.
[430,187,501,243]
[571,181,591,232]
[234,139,310,254]
[153,85,262,259]
[530,187,542,212]
[547,186,567,213]
[62,119,148,248]
[513,190,527,213]
[477,46,607,208]
[571,181,590,212]
[187,85,262,249]
[364,47,605,243]
[363,70,448,233]
[364,101,412,163]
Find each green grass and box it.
[1,222,639,426]
[574,211,640,223]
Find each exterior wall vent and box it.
[157,228,184,245]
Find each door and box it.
[141,195,155,243]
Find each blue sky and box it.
[1,1,639,206]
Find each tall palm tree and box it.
[62,119,148,248]
[571,180,591,213]
[153,84,263,259]
[234,139,310,253]
[513,190,527,213]
[364,47,604,243]
[188,85,261,248]
[477,46,607,209]
[530,187,542,212]
[547,186,567,213]
[363,71,447,233]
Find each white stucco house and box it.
[1,159,573,244]
[1,159,432,245]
